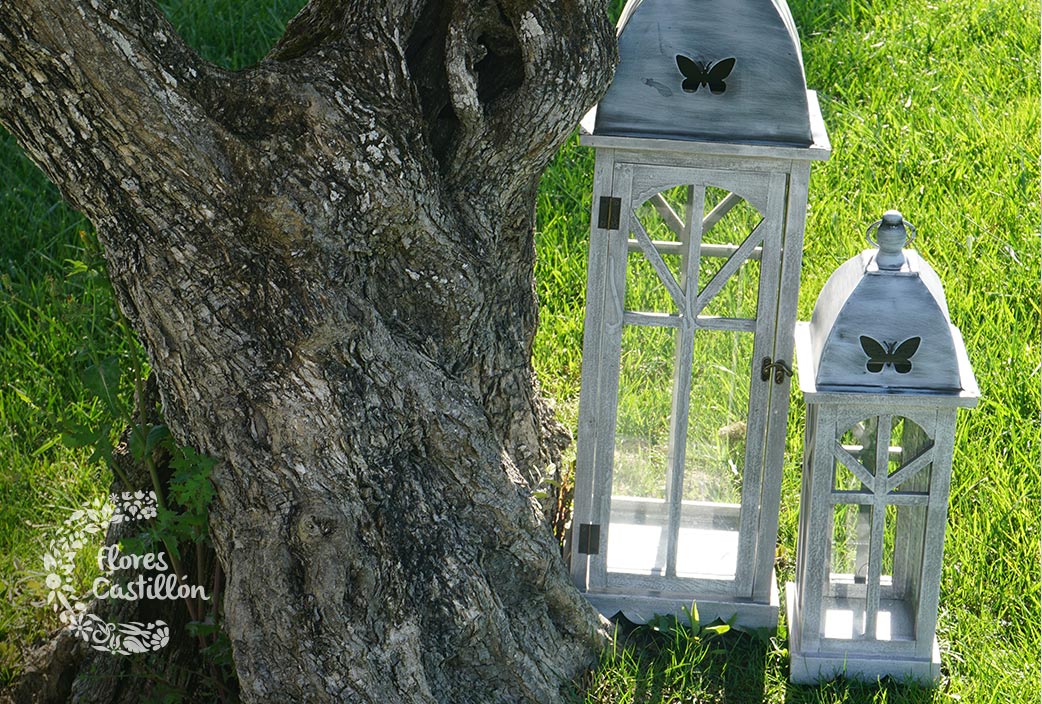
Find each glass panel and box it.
[839,415,932,484]
[607,325,675,576]
[891,502,927,610]
[882,504,897,583]
[834,458,868,493]
[625,249,680,314]
[674,328,751,579]
[634,184,688,243]
[824,504,917,642]
[683,329,751,504]
[627,186,691,315]
[836,418,877,483]
[824,503,870,640]
[890,416,933,491]
[887,417,905,477]
[892,465,932,495]
[697,187,763,320]
[823,417,926,643]
[830,503,870,586]
[674,507,740,579]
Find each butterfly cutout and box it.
[675,55,736,94]
[859,336,921,374]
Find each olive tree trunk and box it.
[0,1,616,700]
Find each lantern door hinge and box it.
[761,357,793,384]
[598,196,622,230]
[577,523,601,555]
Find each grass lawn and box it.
[2,0,1038,702]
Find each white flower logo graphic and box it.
[33,492,169,654]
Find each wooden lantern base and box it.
[786,582,941,685]
[581,572,779,630]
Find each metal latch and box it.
[761,357,793,384]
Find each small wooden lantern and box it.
[788,211,979,684]
[569,0,829,628]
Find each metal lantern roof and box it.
[799,211,977,396]
[592,0,815,146]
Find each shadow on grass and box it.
[571,616,771,703]
[783,676,943,704]
[572,613,950,703]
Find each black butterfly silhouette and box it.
[675,56,736,94]
[859,336,921,374]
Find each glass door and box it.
[587,163,787,599]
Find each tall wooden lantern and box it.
[569,0,830,628]
[788,211,979,683]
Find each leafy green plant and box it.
[58,245,235,701]
[644,602,733,642]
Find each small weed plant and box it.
[44,240,237,700]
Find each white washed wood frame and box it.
[788,320,978,684]
[571,117,828,628]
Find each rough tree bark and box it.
[0,1,616,701]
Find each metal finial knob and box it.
[866,210,917,270]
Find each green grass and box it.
[0,128,126,683]
[2,0,1039,701]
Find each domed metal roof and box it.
[593,0,814,145]
[802,212,973,394]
